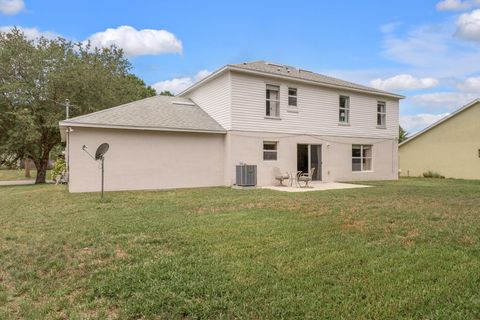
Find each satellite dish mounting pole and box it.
[101,156,105,199]
[84,143,109,199]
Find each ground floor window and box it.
[263,141,278,161]
[352,145,372,171]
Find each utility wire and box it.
[229,132,397,146]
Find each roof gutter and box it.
[178,65,404,99]
[58,121,226,135]
[226,66,405,99]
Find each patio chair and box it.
[273,167,290,186]
[297,168,316,188]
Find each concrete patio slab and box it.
[262,181,372,192]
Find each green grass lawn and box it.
[1,179,479,319]
[0,169,51,181]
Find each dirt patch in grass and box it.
[342,219,366,232]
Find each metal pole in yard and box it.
[101,157,104,199]
[65,99,70,119]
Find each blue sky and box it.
[1,0,480,133]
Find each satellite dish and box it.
[95,143,109,160]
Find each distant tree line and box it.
[399,126,408,143]
[159,90,174,96]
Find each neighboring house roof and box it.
[179,60,404,99]
[59,95,226,134]
[399,98,480,147]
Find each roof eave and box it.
[58,121,226,134]
[226,66,405,99]
[177,66,229,97]
[178,64,404,100]
[399,98,480,147]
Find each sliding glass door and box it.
[310,145,322,181]
[297,144,322,181]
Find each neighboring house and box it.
[60,61,403,192]
[399,98,480,179]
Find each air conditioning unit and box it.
[236,164,257,187]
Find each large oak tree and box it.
[0,28,156,183]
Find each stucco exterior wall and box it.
[225,131,398,186]
[67,127,398,192]
[67,127,225,192]
[399,102,480,179]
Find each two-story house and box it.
[60,61,403,192]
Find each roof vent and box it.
[172,101,195,106]
[299,69,312,73]
[267,62,284,68]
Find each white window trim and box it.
[263,141,278,161]
[352,145,373,172]
[288,87,298,107]
[266,85,280,118]
[339,95,350,124]
[377,101,386,128]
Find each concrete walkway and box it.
[262,181,372,192]
[0,180,53,186]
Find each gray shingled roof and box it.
[59,95,225,133]
[228,61,403,98]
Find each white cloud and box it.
[85,25,182,57]
[370,74,439,91]
[381,22,480,77]
[455,9,480,41]
[0,26,60,40]
[410,92,478,111]
[436,0,480,11]
[151,70,212,94]
[380,22,402,34]
[382,25,451,68]
[0,0,24,15]
[400,113,450,133]
[457,76,480,91]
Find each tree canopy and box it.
[399,126,408,143]
[159,90,174,96]
[0,28,156,183]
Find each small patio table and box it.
[289,171,302,187]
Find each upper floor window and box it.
[339,95,350,124]
[288,88,297,107]
[352,145,372,172]
[377,101,386,127]
[266,85,280,117]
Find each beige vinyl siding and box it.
[186,71,232,130]
[230,71,399,139]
